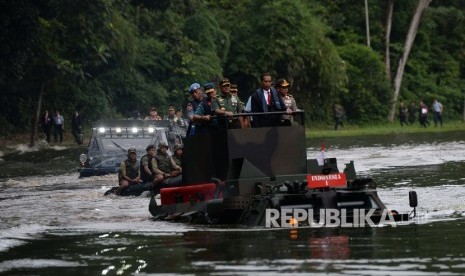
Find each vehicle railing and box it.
[187,110,305,129]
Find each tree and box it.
[387,0,432,122]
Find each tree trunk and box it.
[388,0,431,122]
[385,0,394,81]
[29,80,47,147]
[365,0,371,48]
[463,96,465,122]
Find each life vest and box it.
[119,159,140,180]
[155,153,174,173]
[140,154,154,181]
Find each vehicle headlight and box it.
[79,154,88,164]
[132,127,138,133]
[116,127,122,133]
[99,127,105,133]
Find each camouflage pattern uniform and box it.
[154,152,180,174]
[119,159,140,181]
[212,94,244,128]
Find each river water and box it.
[1,131,465,275]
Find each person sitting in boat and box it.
[140,144,157,183]
[191,83,218,134]
[116,147,142,195]
[171,144,183,168]
[153,143,182,192]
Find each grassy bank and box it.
[306,120,465,138]
[1,120,464,153]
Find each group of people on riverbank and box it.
[399,99,443,128]
[40,110,83,145]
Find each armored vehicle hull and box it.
[148,112,417,227]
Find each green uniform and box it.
[154,153,180,174]
[212,94,243,114]
[212,94,244,128]
[119,159,140,180]
[172,155,182,168]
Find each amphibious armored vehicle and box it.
[149,111,417,227]
[78,120,185,178]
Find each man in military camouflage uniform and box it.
[140,144,157,183]
[171,144,183,168]
[117,147,142,195]
[276,78,298,126]
[212,78,244,129]
[153,143,182,189]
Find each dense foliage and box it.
[1,0,464,137]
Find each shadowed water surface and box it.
[1,133,465,275]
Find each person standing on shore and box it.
[408,101,416,125]
[53,110,65,143]
[41,110,52,143]
[398,101,408,127]
[71,111,82,145]
[432,99,443,127]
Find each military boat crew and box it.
[140,144,157,183]
[153,143,182,189]
[116,147,142,195]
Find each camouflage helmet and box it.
[127,147,137,155]
[158,142,168,150]
[173,144,183,151]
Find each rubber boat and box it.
[149,111,418,227]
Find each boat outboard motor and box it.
[409,191,418,217]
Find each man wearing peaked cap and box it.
[212,78,244,128]
[204,82,216,94]
[191,82,218,133]
[230,84,238,93]
[219,78,231,87]
[276,78,298,125]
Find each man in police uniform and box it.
[140,144,157,183]
[276,78,298,126]
[212,78,244,128]
[153,143,182,189]
[117,147,142,195]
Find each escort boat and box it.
[149,111,418,227]
[78,119,185,177]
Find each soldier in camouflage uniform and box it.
[140,144,157,183]
[153,143,182,188]
[117,147,142,195]
[172,144,183,168]
[212,78,244,129]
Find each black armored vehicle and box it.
[149,112,418,227]
[79,120,185,177]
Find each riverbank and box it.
[1,120,464,154]
[306,120,465,138]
